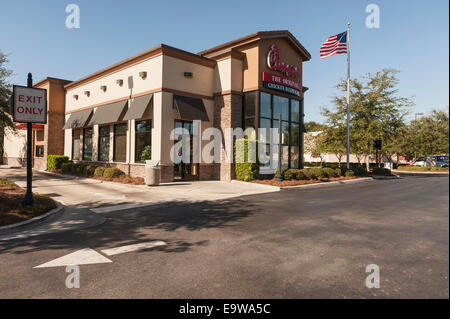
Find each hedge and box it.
[60,162,126,179]
[235,139,259,181]
[47,155,69,170]
[397,165,449,171]
[371,167,392,176]
[282,167,343,181]
[94,166,106,177]
[103,167,125,178]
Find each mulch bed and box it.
[251,176,361,187]
[48,169,145,185]
[0,181,56,227]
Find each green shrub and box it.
[310,167,327,178]
[47,155,69,170]
[234,139,259,181]
[345,170,355,177]
[61,162,73,173]
[85,164,99,177]
[322,167,337,178]
[75,164,87,176]
[371,167,392,176]
[352,165,368,176]
[103,167,125,179]
[335,168,342,177]
[94,166,106,177]
[298,169,311,180]
[283,169,299,180]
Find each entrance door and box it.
[173,120,199,181]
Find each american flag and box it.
[320,31,348,59]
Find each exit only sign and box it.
[12,85,47,123]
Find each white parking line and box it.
[101,241,167,256]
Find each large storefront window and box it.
[114,123,127,162]
[135,120,152,163]
[98,125,110,162]
[83,128,93,161]
[72,129,81,160]
[255,92,302,169]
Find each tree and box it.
[398,109,449,158]
[304,131,327,166]
[304,121,326,132]
[322,69,413,170]
[323,126,346,167]
[0,50,14,163]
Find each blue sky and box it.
[1,0,448,123]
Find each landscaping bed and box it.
[48,162,145,185]
[0,178,56,227]
[396,165,449,172]
[243,166,396,187]
[251,175,360,187]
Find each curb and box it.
[0,201,64,232]
[279,177,373,189]
[370,175,401,180]
[230,179,281,191]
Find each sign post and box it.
[11,73,47,206]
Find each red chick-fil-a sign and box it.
[12,85,47,123]
[267,44,299,78]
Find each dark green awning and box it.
[87,100,128,126]
[173,95,209,122]
[123,94,153,121]
[63,109,93,129]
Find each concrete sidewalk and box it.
[0,168,279,238]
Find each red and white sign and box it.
[262,72,301,90]
[267,44,299,78]
[12,85,47,123]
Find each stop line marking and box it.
[33,241,167,268]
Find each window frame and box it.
[134,119,152,163]
[113,122,128,163]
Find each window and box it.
[113,123,127,162]
[273,95,289,121]
[98,125,110,162]
[258,92,302,169]
[35,145,44,157]
[135,120,151,163]
[243,91,257,132]
[72,129,81,160]
[260,92,271,118]
[83,128,93,161]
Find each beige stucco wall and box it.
[213,58,243,93]
[65,55,163,113]
[3,128,27,160]
[162,55,214,96]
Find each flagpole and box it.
[346,22,351,170]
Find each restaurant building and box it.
[5,30,311,182]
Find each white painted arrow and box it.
[34,248,112,268]
[101,241,167,256]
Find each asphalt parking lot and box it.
[0,173,448,298]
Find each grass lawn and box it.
[396,165,449,171]
[0,178,56,227]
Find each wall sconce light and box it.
[116,79,123,86]
[184,72,193,78]
[73,94,78,100]
[100,85,107,92]
[139,71,147,80]
[84,91,90,97]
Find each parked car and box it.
[408,155,448,167]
